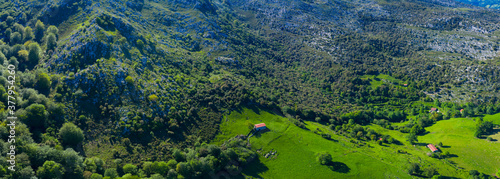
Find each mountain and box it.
[0,0,500,178]
[455,0,500,9]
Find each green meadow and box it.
[213,107,500,178]
[419,116,500,176]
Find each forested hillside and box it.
[0,0,500,178]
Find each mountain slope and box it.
[1,0,500,178]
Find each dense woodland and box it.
[0,0,499,178]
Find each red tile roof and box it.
[430,108,437,111]
[254,123,266,128]
[427,144,438,152]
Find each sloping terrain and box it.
[0,0,500,178]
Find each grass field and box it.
[361,74,407,89]
[419,116,500,176]
[212,106,500,178]
[212,106,482,178]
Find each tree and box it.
[142,161,153,176]
[24,26,34,41]
[37,161,65,179]
[407,163,420,175]
[176,162,191,177]
[423,167,437,178]
[35,20,45,42]
[166,160,178,170]
[59,122,84,147]
[90,173,103,179]
[316,151,332,165]
[18,166,36,179]
[123,164,137,174]
[46,33,57,51]
[125,76,134,84]
[104,168,118,178]
[10,32,22,44]
[151,161,169,175]
[173,149,186,162]
[0,51,5,64]
[136,39,145,49]
[23,104,48,129]
[151,174,166,179]
[406,133,418,144]
[28,42,42,66]
[36,72,52,91]
[47,25,59,36]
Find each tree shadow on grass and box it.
[327,162,350,173]
[241,157,269,178]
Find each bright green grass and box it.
[214,107,466,178]
[361,74,407,89]
[483,112,500,125]
[419,116,500,175]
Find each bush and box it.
[37,161,65,179]
[316,152,332,165]
[59,123,84,147]
[487,137,493,141]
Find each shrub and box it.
[487,137,493,141]
[59,123,84,147]
[316,152,332,165]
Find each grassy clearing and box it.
[213,106,467,178]
[361,74,406,89]
[419,116,500,175]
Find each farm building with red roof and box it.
[427,144,439,153]
[254,123,267,131]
